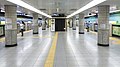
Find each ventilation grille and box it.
[70,9,77,11]
[39,9,46,11]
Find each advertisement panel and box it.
[112,26,120,36]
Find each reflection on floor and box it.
[0,27,120,67]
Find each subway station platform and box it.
[0,27,120,67]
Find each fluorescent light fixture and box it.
[85,10,120,17]
[7,0,52,18]
[66,0,106,18]
[17,10,22,13]
[110,10,120,13]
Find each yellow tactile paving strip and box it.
[44,32,58,67]
[90,31,120,45]
[17,30,32,36]
[0,30,32,42]
[110,37,120,44]
[17,36,54,38]
[0,37,5,42]
[0,30,54,42]
[0,36,54,42]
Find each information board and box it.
[112,26,120,36]
[5,18,12,30]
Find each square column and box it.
[98,5,110,46]
[69,19,72,28]
[42,16,46,30]
[33,13,39,34]
[5,5,17,47]
[79,13,85,34]
[47,19,49,28]
[72,16,76,30]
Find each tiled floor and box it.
[0,27,120,67]
[0,28,54,67]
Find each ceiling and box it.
[0,0,120,17]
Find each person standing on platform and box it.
[87,22,90,32]
[20,21,25,36]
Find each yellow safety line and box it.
[90,31,97,35]
[0,37,5,42]
[0,30,33,42]
[0,36,54,42]
[44,32,58,67]
[18,36,54,38]
[90,31,120,44]
[110,37,120,44]
[17,30,32,36]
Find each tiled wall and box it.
[85,12,120,23]
[110,13,120,23]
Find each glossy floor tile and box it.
[0,27,120,67]
[54,27,120,67]
[0,28,54,67]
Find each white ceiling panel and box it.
[0,0,120,16]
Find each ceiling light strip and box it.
[7,0,52,18]
[66,0,106,18]
[110,10,120,13]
